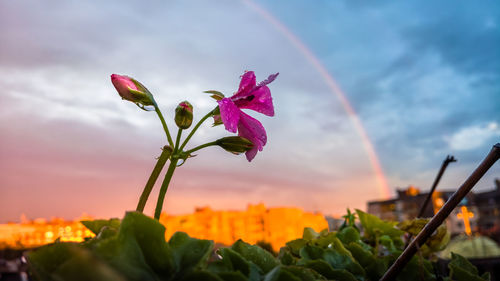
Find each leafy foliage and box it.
[27,210,489,281]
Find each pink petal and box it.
[232,71,256,99]
[111,74,139,101]
[217,98,240,133]
[233,85,274,116]
[237,112,267,161]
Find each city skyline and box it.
[0,1,499,222]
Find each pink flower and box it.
[217,71,278,161]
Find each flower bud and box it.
[216,136,254,154]
[110,74,155,108]
[175,101,193,129]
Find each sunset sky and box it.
[1,1,499,222]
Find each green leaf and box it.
[27,242,79,281]
[356,209,404,240]
[299,244,324,261]
[323,237,365,280]
[302,227,320,241]
[396,255,436,281]
[263,266,302,281]
[346,242,387,279]
[281,266,323,281]
[231,239,280,274]
[277,247,298,266]
[285,239,307,256]
[169,231,214,276]
[210,247,261,281]
[181,270,225,281]
[448,252,489,281]
[302,260,358,281]
[52,245,127,281]
[217,271,250,281]
[337,226,360,245]
[81,218,121,235]
[314,232,338,248]
[118,212,175,276]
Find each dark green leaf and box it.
[169,231,214,276]
[302,260,358,281]
[448,252,489,281]
[285,239,307,256]
[81,218,121,235]
[231,240,279,274]
[263,266,301,281]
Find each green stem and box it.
[184,141,218,155]
[154,159,178,220]
[136,146,172,212]
[174,128,182,151]
[155,105,174,147]
[179,109,216,151]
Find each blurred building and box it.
[367,180,500,237]
[0,204,328,252]
[160,203,328,251]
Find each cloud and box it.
[445,122,500,151]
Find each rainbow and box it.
[244,0,391,198]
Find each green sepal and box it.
[204,90,225,101]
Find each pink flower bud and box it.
[110,74,155,107]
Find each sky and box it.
[0,1,499,222]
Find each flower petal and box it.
[234,85,274,116]
[237,111,267,161]
[233,71,256,99]
[111,74,139,101]
[217,98,240,133]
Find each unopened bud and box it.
[175,101,193,129]
[110,74,155,108]
[216,136,254,154]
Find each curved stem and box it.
[154,159,178,220]
[185,141,218,155]
[179,109,216,151]
[136,146,172,212]
[155,106,174,147]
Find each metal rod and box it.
[380,143,500,281]
[417,155,456,218]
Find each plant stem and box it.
[155,105,174,147]
[136,146,172,212]
[154,159,178,220]
[380,143,500,281]
[185,141,218,155]
[175,128,183,151]
[179,109,215,151]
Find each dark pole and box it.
[380,143,500,281]
[417,155,457,218]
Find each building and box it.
[476,179,500,242]
[366,181,500,237]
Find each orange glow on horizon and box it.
[0,204,328,251]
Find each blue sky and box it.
[0,0,498,222]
